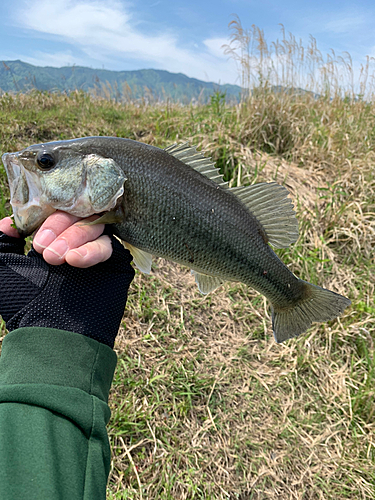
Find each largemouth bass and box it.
[2,137,351,342]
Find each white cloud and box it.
[325,15,367,34]
[203,37,230,59]
[18,0,175,62]
[13,0,240,84]
[20,0,131,38]
[21,51,83,68]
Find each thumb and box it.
[0,217,21,239]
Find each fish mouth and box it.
[2,152,55,235]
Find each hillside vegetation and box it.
[0,20,374,500]
[0,60,241,104]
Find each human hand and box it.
[0,216,134,347]
[33,211,113,267]
[0,211,113,268]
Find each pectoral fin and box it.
[191,270,224,294]
[84,211,124,225]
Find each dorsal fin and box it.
[165,142,228,188]
[231,182,299,248]
[165,143,297,248]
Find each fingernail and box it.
[46,239,69,258]
[34,229,56,249]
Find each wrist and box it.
[0,327,117,403]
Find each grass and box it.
[0,20,374,499]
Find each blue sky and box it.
[0,0,374,86]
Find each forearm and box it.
[0,328,117,500]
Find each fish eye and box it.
[37,152,56,170]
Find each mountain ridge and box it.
[0,60,241,103]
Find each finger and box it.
[41,219,105,265]
[33,211,81,253]
[65,235,113,268]
[0,217,21,238]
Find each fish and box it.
[2,136,351,342]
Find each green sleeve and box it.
[0,327,117,500]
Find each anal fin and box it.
[191,270,224,294]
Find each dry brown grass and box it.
[223,16,375,100]
[106,143,373,499]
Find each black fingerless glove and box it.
[0,231,135,348]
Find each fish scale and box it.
[2,136,351,342]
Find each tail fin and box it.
[272,280,351,343]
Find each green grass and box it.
[0,88,374,499]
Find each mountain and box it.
[0,60,241,103]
